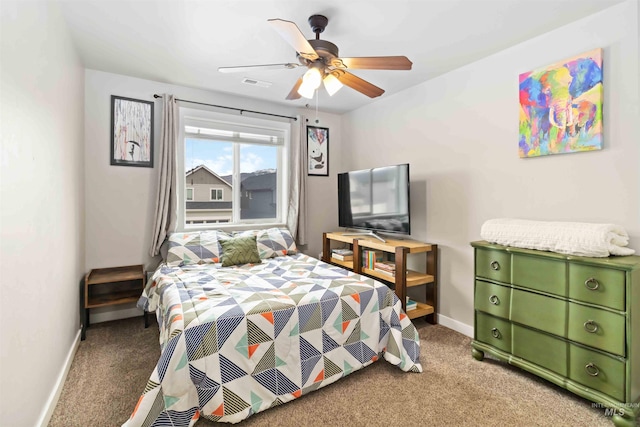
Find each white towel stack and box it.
[480,218,635,258]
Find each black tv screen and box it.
[338,163,410,235]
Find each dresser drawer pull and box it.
[584,277,600,290]
[489,295,500,305]
[491,328,501,339]
[583,320,599,333]
[490,261,500,271]
[585,363,600,377]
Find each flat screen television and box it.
[338,163,410,239]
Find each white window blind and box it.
[184,118,285,145]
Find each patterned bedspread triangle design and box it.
[123,254,422,426]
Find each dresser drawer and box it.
[567,303,626,357]
[476,312,511,353]
[512,324,568,376]
[512,254,567,297]
[476,248,511,283]
[475,280,511,319]
[511,289,566,338]
[568,263,625,311]
[568,344,625,401]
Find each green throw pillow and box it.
[220,235,262,267]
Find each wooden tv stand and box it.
[322,231,438,323]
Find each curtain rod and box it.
[152,94,297,121]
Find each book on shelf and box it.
[373,262,408,278]
[363,250,384,269]
[406,298,417,311]
[374,261,396,272]
[332,253,353,261]
[374,267,395,277]
[332,248,353,256]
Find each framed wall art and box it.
[518,48,603,158]
[307,126,329,176]
[111,95,154,167]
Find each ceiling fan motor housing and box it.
[297,15,340,72]
[298,39,339,68]
[308,14,328,35]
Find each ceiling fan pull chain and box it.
[315,90,319,123]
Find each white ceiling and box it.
[58,0,623,114]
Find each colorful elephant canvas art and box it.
[519,48,603,158]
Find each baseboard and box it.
[36,328,81,427]
[437,313,474,338]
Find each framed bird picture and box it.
[110,95,154,167]
[307,126,329,176]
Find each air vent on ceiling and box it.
[242,77,272,88]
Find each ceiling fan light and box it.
[297,81,316,99]
[323,73,343,96]
[302,67,322,90]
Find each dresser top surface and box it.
[471,240,640,269]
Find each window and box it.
[210,188,223,201]
[179,108,290,229]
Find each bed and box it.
[123,228,423,426]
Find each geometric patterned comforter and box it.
[123,253,422,426]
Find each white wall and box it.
[0,1,85,426]
[342,0,639,331]
[84,70,341,320]
[302,110,343,258]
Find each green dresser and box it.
[471,241,640,427]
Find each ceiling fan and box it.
[218,14,412,100]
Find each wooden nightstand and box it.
[81,264,145,340]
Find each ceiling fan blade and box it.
[331,56,413,70]
[218,63,300,73]
[332,70,385,98]
[268,18,319,61]
[286,78,303,100]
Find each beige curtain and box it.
[287,115,308,245]
[149,94,178,256]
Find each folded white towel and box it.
[480,218,635,258]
